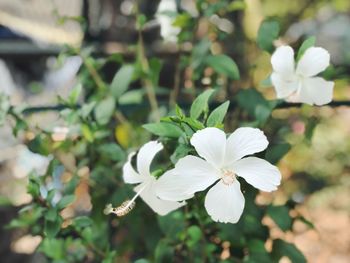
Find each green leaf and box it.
[297,36,316,61]
[158,211,186,238]
[118,90,144,105]
[102,251,117,263]
[170,143,193,164]
[257,20,280,53]
[272,239,306,263]
[7,205,45,229]
[246,239,271,263]
[175,104,185,118]
[68,83,82,105]
[207,101,230,127]
[98,143,125,161]
[304,117,318,143]
[94,96,116,125]
[46,189,56,203]
[149,58,162,86]
[57,195,76,210]
[45,208,58,221]
[28,134,51,156]
[191,39,211,71]
[81,124,94,142]
[44,215,63,238]
[205,55,240,79]
[73,216,93,228]
[155,239,174,263]
[110,65,134,99]
[296,216,315,229]
[265,143,291,164]
[186,225,202,248]
[27,174,41,198]
[267,205,292,231]
[182,117,205,131]
[39,238,64,260]
[228,0,246,11]
[190,89,215,119]
[80,101,96,118]
[143,122,183,138]
[237,89,275,124]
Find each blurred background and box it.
[0,0,349,262]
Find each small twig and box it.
[137,32,160,120]
[135,3,160,120]
[169,51,181,107]
[81,55,106,91]
[19,100,350,116]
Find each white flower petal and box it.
[155,170,195,201]
[225,128,268,165]
[299,77,334,106]
[271,72,299,99]
[137,141,163,177]
[123,152,147,184]
[190,127,227,168]
[204,180,245,224]
[271,46,295,78]
[233,157,281,192]
[135,181,185,216]
[296,47,330,77]
[156,0,180,42]
[156,156,219,201]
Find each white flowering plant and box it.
[2,2,347,263]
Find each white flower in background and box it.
[156,127,281,224]
[271,45,334,105]
[156,0,181,42]
[105,141,184,217]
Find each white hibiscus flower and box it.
[105,141,185,217]
[156,0,181,42]
[156,127,281,224]
[271,45,334,105]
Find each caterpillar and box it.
[113,200,135,216]
[104,200,136,217]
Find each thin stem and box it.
[17,100,350,116]
[135,3,160,120]
[81,55,106,91]
[137,32,160,120]
[169,51,181,107]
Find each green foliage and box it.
[1,3,320,262]
[207,101,230,127]
[272,239,306,263]
[143,122,183,138]
[68,84,82,105]
[267,205,292,231]
[297,36,316,61]
[246,239,271,263]
[265,143,291,164]
[154,239,174,263]
[236,89,277,125]
[257,20,280,53]
[94,97,116,125]
[190,89,215,119]
[158,211,186,238]
[110,65,135,99]
[186,225,202,248]
[205,55,240,79]
[57,195,76,210]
